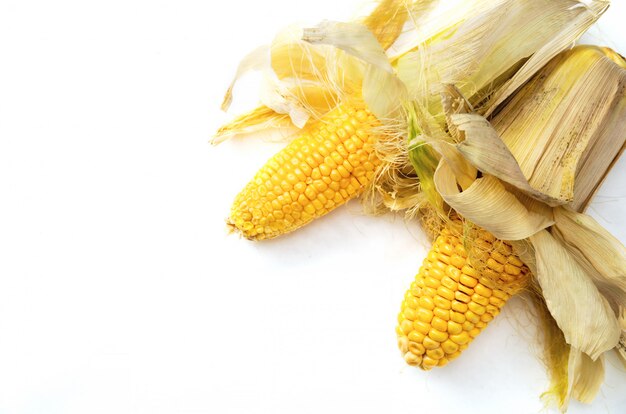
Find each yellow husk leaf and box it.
[618,333,626,368]
[490,45,626,209]
[212,106,293,145]
[569,349,605,404]
[484,0,611,115]
[301,20,408,121]
[303,21,393,73]
[452,113,564,206]
[361,0,415,50]
[433,160,554,240]
[393,0,609,112]
[529,229,621,360]
[534,292,571,411]
[375,0,609,214]
[221,45,270,112]
[552,207,626,315]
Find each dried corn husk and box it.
[490,46,626,210]
[214,0,624,409]
[425,47,626,410]
[215,0,609,147]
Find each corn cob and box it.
[396,217,531,370]
[229,103,380,240]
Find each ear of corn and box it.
[229,103,380,240]
[396,217,531,369]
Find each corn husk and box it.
[214,0,609,147]
[214,0,624,409]
[424,46,626,410]
[489,46,626,211]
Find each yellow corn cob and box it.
[396,218,531,370]
[229,103,380,240]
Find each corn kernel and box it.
[419,296,435,310]
[450,332,470,345]
[460,274,478,288]
[442,340,459,354]
[447,321,463,335]
[398,336,409,354]
[426,348,445,360]
[474,284,493,298]
[468,302,486,316]
[433,296,452,310]
[422,356,438,370]
[409,341,425,356]
[451,300,468,313]
[423,336,440,350]
[414,321,431,335]
[408,331,425,343]
[437,286,455,301]
[417,308,434,323]
[400,320,413,335]
[450,311,466,324]
[428,329,449,343]
[404,352,422,366]
[433,308,450,321]
[431,317,448,332]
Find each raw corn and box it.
[229,103,380,240]
[396,217,531,369]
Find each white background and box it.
[1,1,625,413]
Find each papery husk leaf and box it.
[301,20,408,122]
[434,160,553,240]
[484,0,611,115]
[212,106,294,145]
[393,0,608,113]
[529,229,621,360]
[570,51,626,212]
[271,26,328,82]
[376,0,608,216]
[221,29,345,132]
[441,85,473,142]
[259,73,312,128]
[362,0,412,50]
[534,291,571,411]
[387,0,505,60]
[617,333,626,368]
[397,1,507,99]
[552,207,626,315]
[570,349,605,404]
[362,65,407,120]
[221,46,270,112]
[270,25,358,118]
[490,45,626,209]
[302,21,393,73]
[452,113,564,206]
